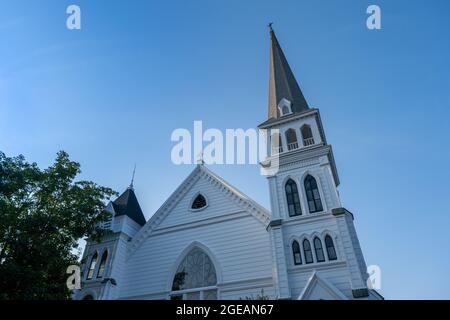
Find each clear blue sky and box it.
[1,0,449,299]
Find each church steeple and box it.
[268,26,309,119]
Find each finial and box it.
[196,152,205,165]
[129,164,136,190]
[268,22,274,32]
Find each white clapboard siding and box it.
[119,214,274,299]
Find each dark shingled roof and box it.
[268,27,309,120]
[112,188,146,226]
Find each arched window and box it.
[97,251,108,278]
[285,179,302,217]
[303,239,313,264]
[292,241,302,265]
[271,133,283,154]
[325,235,337,261]
[87,252,98,280]
[285,129,298,151]
[82,294,94,300]
[191,194,207,210]
[314,237,325,262]
[301,125,315,146]
[171,247,217,300]
[304,175,323,213]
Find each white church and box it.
[75,28,383,300]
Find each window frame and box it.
[313,237,325,263]
[96,250,108,278]
[170,247,218,300]
[285,179,302,217]
[304,175,324,213]
[292,240,302,265]
[325,235,338,261]
[189,193,208,212]
[303,239,314,264]
[86,252,98,280]
[300,124,315,146]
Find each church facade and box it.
[74,28,383,300]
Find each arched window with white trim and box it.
[292,240,302,265]
[285,128,298,151]
[285,179,302,217]
[87,252,98,280]
[301,124,315,146]
[97,251,108,278]
[314,237,325,262]
[325,235,337,261]
[171,247,217,300]
[303,239,313,264]
[304,175,323,213]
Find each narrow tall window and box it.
[325,235,337,261]
[303,239,313,264]
[97,251,108,278]
[191,194,207,210]
[87,252,98,280]
[285,179,302,217]
[301,125,315,146]
[292,241,302,265]
[304,175,323,213]
[314,237,325,262]
[285,129,298,151]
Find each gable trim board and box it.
[298,271,348,300]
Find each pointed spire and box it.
[128,164,136,190]
[268,25,309,119]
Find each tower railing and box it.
[303,138,315,146]
[287,142,299,151]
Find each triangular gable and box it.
[126,165,271,257]
[298,271,348,300]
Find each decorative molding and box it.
[352,288,369,298]
[267,219,283,230]
[258,108,319,129]
[332,207,354,220]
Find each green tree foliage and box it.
[0,151,117,300]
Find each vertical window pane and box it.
[304,175,323,213]
[87,253,98,280]
[292,241,302,265]
[285,179,302,217]
[97,251,108,278]
[325,235,337,261]
[303,239,313,264]
[314,238,325,262]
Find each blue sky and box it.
[1,0,450,299]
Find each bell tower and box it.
[261,26,379,300]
